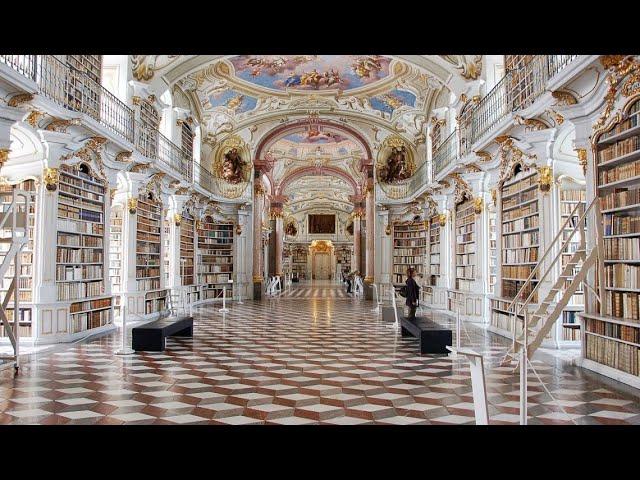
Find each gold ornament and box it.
[491,188,497,205]
[7,93,34,108]
[174,213,182,226]
[538,166,553,193]
[474,198,483,214]
[575,148,587,175]
[127,197,138,214]
[0,149,10,168]
[236,224,242,235]
[385,224,391,235]
[25,110,45,128]
[438,212,447,227]
[43,167,59,191]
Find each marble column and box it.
[353,213,361,273]
[275,213,284,277]
[365,188,375,284]
[253,183,265,299]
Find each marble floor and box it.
[1,282,640,425]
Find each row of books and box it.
[600,187,640,210]
[455,243,475,254]
[503,215,539,233]
[605,291,640,320]
[456,265,474,278]
[586,318,639,344]
[56,248,103,263]
[56,265,103,281]
[59,183,104,203]
[136,255,159,266]
[599,108,639,141]
[502,280,537,301]
[585,334,640,376]
[502,172,537,196]
[503,265,536,279]
[394,248,426,256]
[198,255,233,263]
[200,273,232,283]
[456,279,474,291]
[598,158,640,185]
[560,190,587,202]
[604,237,640,260]
[198,238,233,245]
[57,281,103,301]
[57,233,103,248]
[393,255,424,264]
[71,309,111,333]
[502,247,538,263]
[393,240,426,247]
[70,297,111,313]
[145,289,167,300]
[605,264,640,289]
[136,267,160,279]
[198,230,234,238]
[503,202,538,222]
[137,278,161,291]
[456,252,475,264]
[455,224,474,235]
[57,218,104,235]
[58,197,103,213]
[597,135,640,164]
[456,233,474,244]
[561,203,583,215]
[199,265,233,273]
[502,231,539,248]
[1,308,33,322]
[58,204,103,223]
[137,221,161,234]
[502,188,537,210]
[603,213,640,236]
[136,243,161,254]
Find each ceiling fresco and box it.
[203,88,258,114]
[229,55,393,92]
[369,88,417,115]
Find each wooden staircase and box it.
[501,197,604,369]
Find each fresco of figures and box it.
[221,147,247,184]
[230,55,392,91]
[378,145,413,184]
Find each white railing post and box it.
[372,283,381,313]
[115,305,134,355]
[219,280,231,313]
[520,309,529,425]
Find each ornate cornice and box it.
[551,89,578,106]
[25,110,45,128]
[7,93,34,108]
[45,118,81,133]
[514,115,550,131]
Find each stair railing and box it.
[505,197,599,349]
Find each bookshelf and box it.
[136,192,162,291]
[428,216,441,287]
[454,198,475,292]
[179,212,195,286]
[56,163,111,334]
[163,217,170,286]
[0,180,36,338]
[490,165,540,337]
[581,98,640,382]
[109,205,123,316]
[197,216,234,301]
[66,55,102,119]
[336,245,351,274]
[558,187,586,346]
[291,246,307,279]
[489,209,497,295]
[392,221,427,284]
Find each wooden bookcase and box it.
[56,163,111,334]
[336,245,351,274]
[490,165,540,338]
[392,221,427,284]
[582,98,640,380]
[108,205,123,316]
[291,246,307,279]
[179,212,195,286]
[454,198,475,292]
[428,216,441,287]
[197,216,234,301]
[488,209,497,295]
[66,55,102,119]
[0,180,36,337]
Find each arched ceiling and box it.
[283,175,354,215]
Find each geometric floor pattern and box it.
[1,282,640,425]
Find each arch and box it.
[276,165,360,197]
[254,118,373,162]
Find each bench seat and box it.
[401,316,452,354]
[132,316,193,352]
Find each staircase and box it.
[0,186,31,370]
[500,197,604,369]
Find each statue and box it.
[378,145,411,184]
[221,147,246,184]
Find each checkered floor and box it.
[1,283,640,425]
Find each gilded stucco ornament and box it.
[537,166,553,193]
[0,149,10,168]
[594,56,640,131]
[473,197,483,214]
[491,188,497,205]
[438,212,447,227]
[25,110,45,128]
[131,55,180,82]
[575,148,588,175]
[43,167,59,191]
[474,150,493,162]
[213,135,251,199]
[174,213,182,226]
[45,118,81,133]
[440,55,483,80]
[60,137,108,181]
[551,90,578,106]
[449,173,474,205]
[127,197,138,214]
[7,93,34,108]
[115,151,133,163]
[514,115,550,131]
[496,137,537,185]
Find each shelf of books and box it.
[197,217,234,302]
[489,209,497,295]
[56,163,112,334]
[163,217,170,286]
[291,247,307,280]
[336,246,351,273]
[580,98,640,385]
[454,199,475,292]
[428,216,441,287]
[109,206,123,316]
[135,192,166,314]
[0,180,36,338]
[489,165,540,339]
[557,188,586,346]
[179,212,198,303]
[392,221,426,285]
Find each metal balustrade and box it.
[470,74,510,145]
[432,129,458,178]
[0,55,37,81]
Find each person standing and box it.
[405,267,420,319]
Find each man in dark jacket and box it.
[405,267,420,319]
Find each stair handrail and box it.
[505,196,598,322]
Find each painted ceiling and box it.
[283,176,354,214]
[229,55,392,92]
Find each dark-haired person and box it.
[405,267,420,319]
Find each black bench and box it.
[132,316,193,352]
[401,316,452,354]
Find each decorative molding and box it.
[25,110,45,128]
[174,213,182,226]
[45,118,81,133]
[594,56,640,131]
[7,93,34,108]
[473,197,483,214]
[474,150,493,162]
[575,148,588,175]
[438,212,447,227]
[537,166,553,193]
[115,151,133,163]
[60,136,108,180]
[448,172,474,204]
[127,197,138,214]
[551,89,578,106]
[496,137,537,185]
[440,55,483,80]
[491,188,497,205]
[43,167,59,191]
[514,115,550,131]
[0,149,10,167]
[545,109,564,126]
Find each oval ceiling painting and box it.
[229,55,393,91]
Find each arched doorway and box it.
[309,240,334,281]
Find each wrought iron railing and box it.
[433,129,458,178]
[469,73,510,145]
[0,54,200,185]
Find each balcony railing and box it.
[433,129,458,178]
[0,54,203,187]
